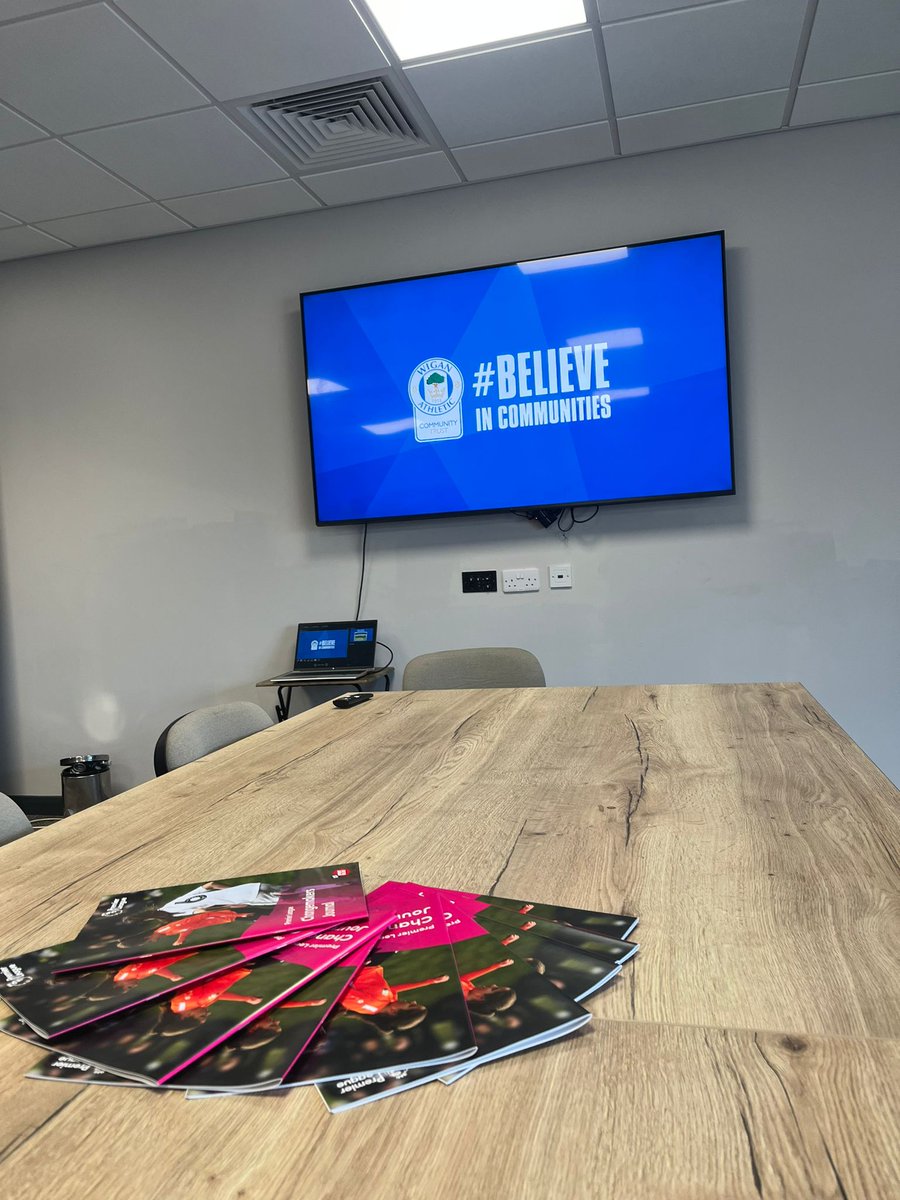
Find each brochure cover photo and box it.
[467,891,638,939]
[475,914,621,1002]
[0,933,298,1039]
[29,907,397,1086]
[51,864,368,972]
[460,901,639,964]
[178,939,377,1094]
[314,888,592,1111]
[286,883,475,1087]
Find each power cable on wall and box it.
[352,525,394,676]
[556,505,600,534]
[354,522,368,621]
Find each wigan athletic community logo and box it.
[407,358,464,442]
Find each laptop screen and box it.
[293,621,377,670]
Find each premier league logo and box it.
[408,358,464,442]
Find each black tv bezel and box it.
[300,229,735,527]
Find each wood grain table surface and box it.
[1,683,897,1199]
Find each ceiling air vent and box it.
[242,78,430,173]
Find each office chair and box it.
[0,792,33,846]
[402,647,546,690]
[154,702,274,775]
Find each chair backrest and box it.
[156,702,274,774]
[402,647,545,691]
[0,792,33,846]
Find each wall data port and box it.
[462,570,498,593]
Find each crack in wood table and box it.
[1,683,897,1199]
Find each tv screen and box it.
[301,230,733,525]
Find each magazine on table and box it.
[177,937,379,1094]
[460,890,638,940]
[453,898,639,964]
[282,882,476,1093]
[0,1010,51,1047]
[314,887,591,1112]
[50,863,368,973]
[26,1053,145,1088]
[10,905,398,1087]
[473,912,622,1002]
[0,932,301,1039]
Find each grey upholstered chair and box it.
[0,792,33,846]
[154,701,274,775]
[402,647,545,690]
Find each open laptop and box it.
[267,620,378,684]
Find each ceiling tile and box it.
[116,0,387,101]
[791,70,900,127]
[0,140,144,222]
[0,207,19,228]
[0,100,45,149]
[604,0,808,116]
[801,0,900,85]
[0,1,84,18]
[405,31,605,146]
[69,108,287,199]
[454,121,614,181]
[165,180,320,228]
[0,4,207,134]
[305,152,459,206]
[596,1,710,19]
[367,0,588,60]
[0,224,71,261]
[619,89,787,154]
[34,203,191,248]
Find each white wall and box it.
[1,116,897,795]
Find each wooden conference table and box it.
[0,683,897,1200]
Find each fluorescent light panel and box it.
[365,0,587,61]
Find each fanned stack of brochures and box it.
[0,863,638,1112]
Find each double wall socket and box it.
[502,568,540,593]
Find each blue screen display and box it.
[297,629,349,660]
[302,232,733,523]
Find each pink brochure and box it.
[29,900,399,1086]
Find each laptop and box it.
[267,620,378,684]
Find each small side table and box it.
[256,666,394,722]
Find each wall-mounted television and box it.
[301,230,733,525]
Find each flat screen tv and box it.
[301,230,733,525]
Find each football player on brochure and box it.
[0,932,302,1039]
[49,863,368,972]
[3,906,397,1087]
[177,938,379,1094]
[315,887,592,1112]
[282,883,476,1091]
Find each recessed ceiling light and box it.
[364,0,587,61]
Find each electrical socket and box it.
[502,568,540,593]
[549,563,572,589]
